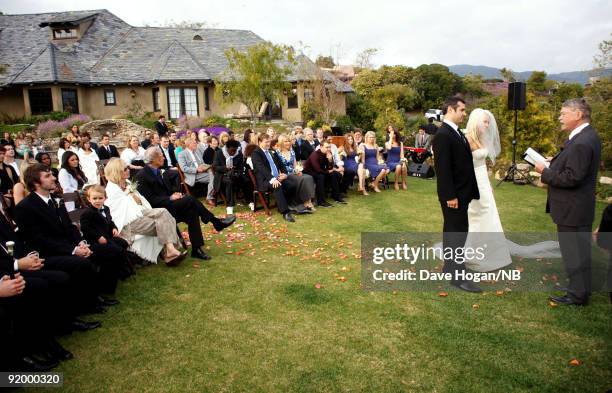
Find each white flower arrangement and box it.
[127,180,139,194]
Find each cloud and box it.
[2,0,611,73]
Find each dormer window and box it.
[193,35,203,41]
[53,28,78,39]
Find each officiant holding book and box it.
[535,98,601,306]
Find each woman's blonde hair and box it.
[276,134,290,151]
[464,108,488,148]
[104,157,125,184]
[219,132,229,146]
[128,135,140,149]
[364,131,377,145]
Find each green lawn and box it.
[47,177,610,393]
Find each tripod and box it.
[496,109,532,186]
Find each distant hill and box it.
[449,64,611,85]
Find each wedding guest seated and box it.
[136,147,236,260]
[57,137,76,164]
[80,185,135,278]
[295,127,317,162]
[241,128,254,151]
[178,138,215,203]
[104,158,186,265]
[361,131,390,192]
[80,132,98,153]
[425,116,438,135]
[96,134,119,160]
[154,115,169,137]
[343,132,368,195]
[276,134,315,212]
[168,130,178,148]
[412,125,433,164]
[315,128,325,146]
[353,129,364,146]
[0,272,72,371]
[67,124,80,143]
[12,159,34,205]
[0,194,100,337]
[0,145,18,197]
[140,130,153,149]
[201,136,220,205]
[1,132,15,149]
[303,141,346,207]
[3,144,22,177]
[14,132,33,159]
[14,164,115,315]
[77,139,100,186]
[251,133,298,222]
[58,151,87,211]
[197,129,210,151]
[120,136,146,177]
[35,152,61,193]
[385,128,408,190]
[213,139,254,215]
[321,131,353,194]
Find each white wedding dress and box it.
[465,148,561,272]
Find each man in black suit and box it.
[159,135,178,169]
[154,115,169,137]
[0,198,101,333]
[96,134,119,160]
[135,147,236,260]
[251,133,298,222]
[295,127,317,162]
[535,98,601,306]
[432,96,481,293]
[13,164,118,312]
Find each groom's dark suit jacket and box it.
[432,122,479,207]
[542,124,601,227]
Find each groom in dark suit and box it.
[536,98,601,306]
[433,96,481,293]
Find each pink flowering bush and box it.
[177,115,204,130]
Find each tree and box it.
[593,33,611,72]
[315,55,335,69]
[354,48,379,71]
[371,83,420,113]
[484,92,557,164]
[527,71,548,93]
[499,67,516,83]
[215,42,295,124]
[461,74,486,98]
[346,93,376,130]
[412,64,463,109]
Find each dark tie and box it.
[47,199,56,210]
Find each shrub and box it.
[35,120,66,137]
[334,115,353,133]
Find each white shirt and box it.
[5,160,20,176]
[120,147,146,167]
[161,146,172,165]
[569,122,589,141]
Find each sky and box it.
[1,0,611,73]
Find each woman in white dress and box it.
[464,109,560,272]
[103,158,186,265]
[57,137,77,164]
[77,139,100,186]
[58,151,88,212]
[120,136,146,177]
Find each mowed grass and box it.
[44,177,610,393]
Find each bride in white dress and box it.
[464,109,560,272]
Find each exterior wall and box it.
[5,82,348,124]
[0,86,26,120]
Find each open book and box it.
[523,147,549,167]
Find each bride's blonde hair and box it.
[465,108,488,148]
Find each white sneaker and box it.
[248,202,255,211]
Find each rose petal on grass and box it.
[438,291,448,297]
[314,283,322,289]
[569,358,581,366]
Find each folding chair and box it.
[175,166,192,195]
[247,168,274,216]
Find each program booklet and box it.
[523,147,550,167]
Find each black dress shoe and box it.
[295,208,312,215]
[19,355,58,372]
[71,319,102,331]
[97,296,119,307]
[319,201,333,208]
[451,280,483,293]
[334,198,348,204]
[549,294,588,306]
[283,213,295,222]
[85,304,107,314]
[46,339,74,361]
[191,248,212,260]
[213,215,236,231]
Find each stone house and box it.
[0,10,352,123]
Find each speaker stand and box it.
[497,109,533,186]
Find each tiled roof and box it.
[0,9,352,92]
